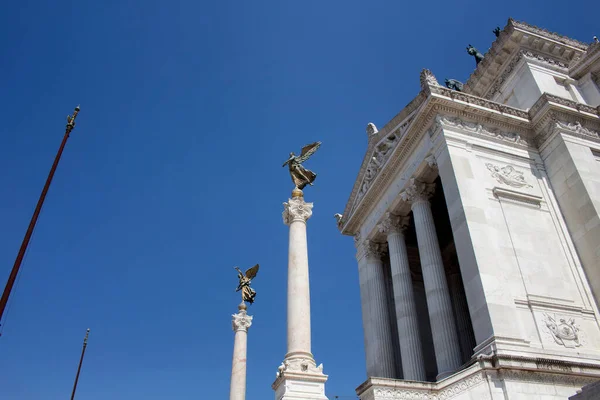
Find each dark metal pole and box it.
[70,328,90,400]
[0,106,80,326]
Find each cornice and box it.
[569,42,600,79]
[340,79,600,236]
[484,51,570,101]
[510,19,589,51]
[464,18,586,99]
[340,79,534,235]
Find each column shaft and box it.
[286,218,312,359]
[230,329,248,400]
[412,200,462,379]
[230,306,252,400]
[387,230,426,381]
[449,273,476,363]
[357,255,376,377]
[357,241,396,378]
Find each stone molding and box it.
[510,19,588,51]
[399,178,435,204]
[492,187,542,208]
[339,71,599,235]
[569,41,600,74]
[377,213,409,235]
[357,353,600,400]
[429,85,530,120]
[276,358,324,379]
[435,115,529,146]
[530,93,599,118]
[464,18,585,98]
[485,50,569,100]
[232,309,253,332]
[554,121,600,140]
[283,197,313,225]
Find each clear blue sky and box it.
[0,1,596,398]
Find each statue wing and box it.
[245,264,259,280]
[296,142,321,163]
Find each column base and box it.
[272,358,328,400]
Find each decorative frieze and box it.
[486,163,533,188]
[354,117,414,207]
[554,121,600,140]
[435,115,529,146]
[429,86,530,120]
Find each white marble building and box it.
[337,19,600,399]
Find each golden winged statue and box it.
[282,142,321,190]
[235,264,259,304]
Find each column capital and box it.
[283,197,313,225]
[400,178,435,204]
[378,212,410,235]
[232,309,253,332]
[357,239,387,261]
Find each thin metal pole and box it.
[0,106,80,326]
[71,328,90,400]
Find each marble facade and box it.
[338,19,600,399]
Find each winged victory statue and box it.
[235,264,259,304]
[282,141,321,191]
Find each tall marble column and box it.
[230,303,252,400]
[448,272,476,363]
[400,178,462,380]
[356,239,396,378]
[378,213,426,381]
[272,191,328,400]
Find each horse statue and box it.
[445,79,464,92]
[466,44,484,65]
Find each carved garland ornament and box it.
[282,197,313,225]
[486,163,533,188]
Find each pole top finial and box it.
[238,302,247,311]
[291,187,303,198]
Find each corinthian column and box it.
[400,178,461,380]
[230,303,252,400]
[378,213,426,381]
[356,239,396,378]
[272,191,327,400]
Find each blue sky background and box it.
[0,1,596,398]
